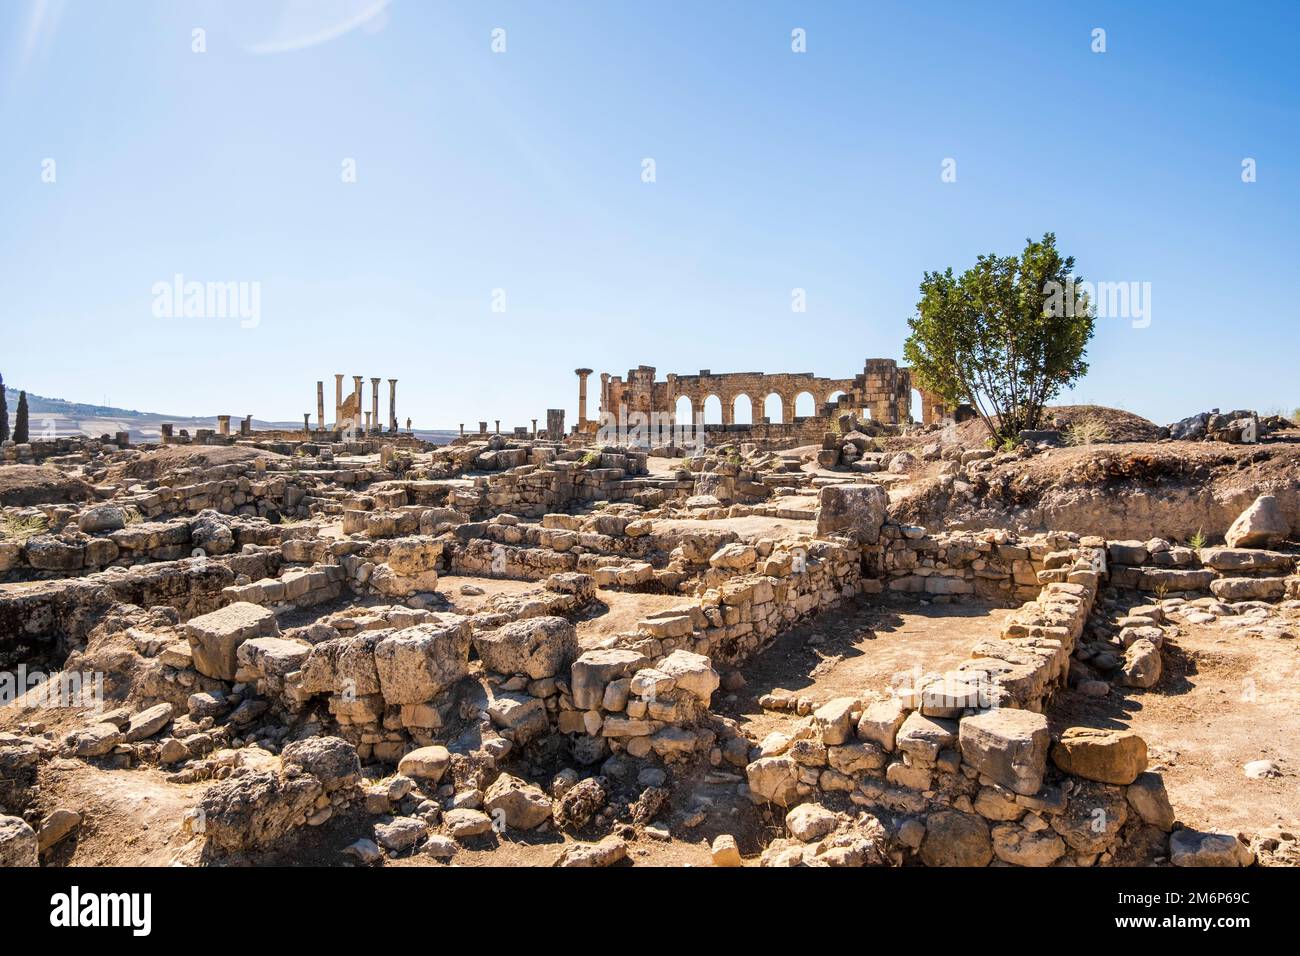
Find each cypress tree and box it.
[0,373,8,442]
[13,390,29,443]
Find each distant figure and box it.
[406,417,411,431]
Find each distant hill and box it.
[2,387,456,445]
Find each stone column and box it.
[575,368,593,427]
[365,411,372,432]
[241,415,252,436]
[316,381,325,430]
[479,421,487,435]
[161,423,174,443]
[352,376,363,431]
[459,424,465,438]
[388,379,397,432]
[303,413,310,434]
[217,414,231,436]
[600,372,610,423]
[531,418,538,438]
[494,419,500,435]
[370,378,381,433]
[334,374,344,426]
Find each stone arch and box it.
[763,392,784,424]
[794,391,816,418]
[673,394,694,426]
[702,394,723,425]
[732,393,754,425]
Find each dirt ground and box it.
[1051,619,1300,836]
[717,596,1013,741]
[0,464,93,506]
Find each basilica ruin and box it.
[0,360,1296,870]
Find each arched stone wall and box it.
[596,358,918,437]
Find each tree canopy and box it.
[903,233,1094,444]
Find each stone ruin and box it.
[0,369,1297,870]
[585,358,953,450]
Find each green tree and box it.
[903,233,1094,444]
[0,373,8,443]
[13,390,29,443]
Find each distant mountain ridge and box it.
[2,387,455,443]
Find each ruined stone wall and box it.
[598,358,918,429]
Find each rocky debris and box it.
[1225,495,1289,549]
[344,838,382,864]
[1169,828,1254,867]
[958,708,1049,796]
[919,811,992,867]
[124,703,174,742]
[1243,759,1281,779]
[397,745,450,783]
[484,773,552,831]
[711,834,743,866]
[786,803,839,842]
[554,835,627,867]
[77,504,127,534]
[815,484,887,543]
[61,720,121,758]
[374,816,426,853]
[1125,772,1175,831]
[1119,639,1162,689]
[473,615,578,680]
[444,808,493,839]
[1051,728,1148,785]
[746,755,800,806]
[185,602,279,681]
[280,736,362,791]
[0,815,39,866]
[190,509,235,555]
[552,776,607,830]
[373,616,472,704]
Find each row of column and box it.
[316,375,399,433]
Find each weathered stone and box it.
[123,703,174,742]
[786,803,839,842]
[815,484,887,543]
[918,810,992,867]
[397,745,451,782]
[959,708,1049,796]
[656,650,720,703]
[374,616,471,704]
[1125,772,1175,830]
[570,649,649,710]
[0,816,39,867]
[555,835,628,867]
[990,823,1066,867]
[746,756,801,807]
[444,808,493,839]
[857,697,907,751]
[185,602,279,681]
[711,833,744,866]
[1051,728,1148,784]
[1225,495,1288,548]
[472,616,578,680]
[1170,829,1254,867]
[484,773,552,830]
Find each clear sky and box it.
[2,0,1297,430]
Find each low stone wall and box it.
[743,544,1180,867]
[0,548,281,669]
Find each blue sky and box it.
[2,0,1297,429]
